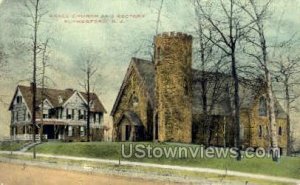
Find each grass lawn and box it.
[30,142,300,179]
[0,141,29,151]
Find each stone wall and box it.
[112,67,153,141]
[249,95,287,152]
[154,32,193,143]
[191,95,287,152]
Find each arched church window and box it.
[259,97,267,116]
[130,92,139,108]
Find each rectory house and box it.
[111,32,288,154]
[9,85,107,141]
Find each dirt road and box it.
[0,162,179,185]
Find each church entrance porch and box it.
[119,111,145,142]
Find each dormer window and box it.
[16,96,22,104]
[90,101,94,109]
[259,97,267,116]
[58,96,63,104]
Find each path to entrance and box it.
[19,142,41,152]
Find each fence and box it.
[10,134,48,141]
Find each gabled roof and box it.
[110,57,155,116]
[111,57,286,118]
[116,111,144,126]
[9,85,107,113]
[80,92,107,113]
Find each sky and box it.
[0,0,300,141]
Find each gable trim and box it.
[62,91,87,107]
[110,61,135,116]
[9,86,32,117]
[111,58,154,116]
[40,98,54,109]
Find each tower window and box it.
[258,125,263,138]
[259,97,267,116]
[278,126,282,136]
[156,47,161,60]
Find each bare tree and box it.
[22,0,50,158]
[194,0,254,160]
[39,38,50,142]
[193,3,234,146]
[274,52,300,156]
[238,0,281,161]
[0,46,8,105]
[78,49,101,142]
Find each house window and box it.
[72,109,75,120]
[43,114,48,119]
[78,110,84,120]
[16,96,22,104]
[16,111,19,121]
[99,113,103,124]
[80,126,85,136]
[23,110,26,121]
[66,109,71,119]
[68,126,73,136]
[278,126,282,136]
[94,113,96,123]
[259,97,267,116]
[258,125,263,138]
[59,109,63,119]
[84,110,87,120]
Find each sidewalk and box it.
[0,150,299,184]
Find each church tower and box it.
[154,32,193,143]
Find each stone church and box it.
[111,32,287,152]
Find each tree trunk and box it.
[265,64,280,160]
[285,78,292,156]
[32,0,40,159]
[87,71,91,142]
[231,50,241,160]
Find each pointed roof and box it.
[111,57,286,119]
[9,85,107,113]
[110,57,155,115]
